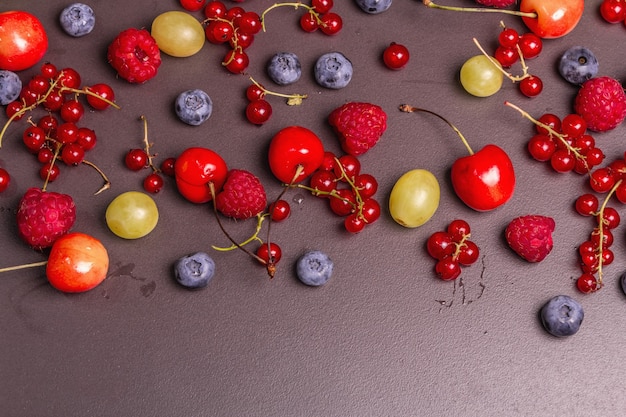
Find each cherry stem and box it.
[248,76,307,105]
[212,213,266,251]
[399,104,474,155]
[473,37,530,83]
[260,2,320,32]
[82,160,111,195]
[505,101,588,170]
[422,0,537,19]
[0,260,48,273]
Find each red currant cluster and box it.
[244,77,307,125]
[490,23,543,97]
[426,220,480,281]
[1,62,117,192]
[297,152,381,233]
[600,0,626,24]
[201,0,341,75]
[124,116,177,193]
[506,103,605,174]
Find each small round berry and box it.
[86,83,115,110]
[498,27,519,48]
[125,149,148,171]
[519,75,543,97]
[174,251,216,289]
[0,70,22,105]
[245,99,272,125]
[314,52,353,89]
[319,12,343,36]
[575,194,599,216]
[266,52,302,86]
[558,46,599,85]
[299,11,319,32]
[175,89,213,126]
[144,172,164,193]
[426,231,455,260]
[0,168,10,192]
[435,256,461,281]
[447,219,471,241]
[296,250,333,286]
[160,157,176,177]
[383,42,410,70]
[540,295,584,337]
[59,3,96,37]
[269,199,291,221]
[518,33,542,59]
[257,242,282,265]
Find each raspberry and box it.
[328,102,387,156]
[215,169,267,220]
[16,187,76,250]
[107,28,162,83]
[474,0,516,7]
[505,215,555,263]
[574,76,626,132]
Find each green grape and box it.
[105,191,159,239]
[389,169,440,228]
[151,11,205,58]
[460,55,503,97]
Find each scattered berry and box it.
[558,46,599,85]
[314,51,353,89]
[175,89,213,126]
[355,0,392,14]
[574,76,626,132]
[0,167,10,192]
[328,102,387,156]
[215,169,267,219]
[107,28,162,83]
[505,215,555,262]
[0,70,22,105]
[383,42,410,70]
[174,252,216,289]
[296,250,334,286]
[59,3,96,37]
[266,52,302,86]
[540,295,584,337]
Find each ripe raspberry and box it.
[16,187,76,250]
[107,28,162,83]
[475,0,516,7]
[574,76,626,132]
[215,169,267,220]
[328,102,387,156]
[505,215,555,263]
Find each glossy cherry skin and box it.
[268,126,325,184]
[46,233,109,293]
[0,11,48,71]
[451,144,515,211]
[174,147,228,203]
[520,0,584,39]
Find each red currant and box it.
[77,127,97,151]
[56,122,79,144]
[269,199,291,222]
[519,75,543,97]
[312,0,333,13]
[309,170,337,196]
[257,242,282,265]
[383,42,410,70]
[23,125,46,153]
[86,83,115,110]
[457,240,479,266]
[601,0,626,23]
[204,1,227,19]
[550,149,575,173]
[160,157,176,177]
[125,149,148,171]
[206,20,234,44]
[447,219,471,241]
[245,84,265,101]
[245,99,272,125]
[319,12,342,35]
[561,114,587,138]
[527,134,555,161]
[599,207,620,229]
[180,0,206,12]
[426,231,455,260]
[576,273,598,293]
[329,189,356,216]
[494,46,518,68]
[354,173,378,199]
[435,256,461,281]
[223,49,249,73]
[344,213,366,233]
[60,99,85,123]
[40,162,60,182]
[589,167,615,193]
[518,33,542,59]
[498,27,519,48]
[0,168,10,192]
[575,194,599,216]
[334,154,360,181]
[360,198,381,223]
[536,113,561,135]
[299,11,319,32]
[144,172,164,193]
[61,143,85,165]
[235,11,262,35]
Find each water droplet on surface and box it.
[292,193,304,205]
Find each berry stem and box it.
[594,178,622,287]
[399,104,474,155]
[82,160,111,195]
[473,37,530,83]
[260,2,320,32]
[0,260,48,273]
[139,115,160,173]
[422,0,537,18]
[248,76,307,105]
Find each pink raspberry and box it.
[215,169,267,220]
[16,187,76,250]
[107,28,162,83]
[574,76,626,132]
[328,102,387,156]
[505,215,555,263]
[475,0,516,7]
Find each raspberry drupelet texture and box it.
[574,76,626,132]
[328,102,387,156]
[505,215,555,262]
[107,28,162,83]
[215,169,267,220]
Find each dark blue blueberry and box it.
[355,0,392,14]
[296,250,333,286]
[558,46,599,85]
[59,3,96,37]
[0,70,22,105]
[175,89,213,126]
[314,52,353,90]
[540,295,584,337]
[267,52,302,86]
[174,252,216,289]
[620,271,626,296]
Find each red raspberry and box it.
[215,169,267,220]
[328,102,387,157]
[505,215,555,263]
[574,76,626,132]
[474,0,516,7]
[16,187,76,250]
[107,28,162,83]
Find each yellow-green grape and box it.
[151,11,205,57]
[389,169,440,228]
[460,55,504,97]
[105,191,159,239]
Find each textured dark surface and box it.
[1,1,625,416]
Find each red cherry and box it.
[519,0,584,39]
[383,42,410,70]
[268,126,325,184]
[174,147,228,204]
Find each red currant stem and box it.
[594,178,622,287]
[139,115,160,173]
[451,233,471,260]
[82,160,111,195]
[73,86,120,109]
[260,2,320,32]
[0,260,48,273]
[423,0,537,18]
[41,142,62,192]
[248,76,307,105]
[472,38,530,83]
[331,156,367,219]
[398,104,474,155]
[505,101,589,169]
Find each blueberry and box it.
[0,70,22,105]
[355,0,392,14]
[267,52,302,86]
[558,46,599,85]
[174,252,216,289]
[540,295,584,337]
[296,250,334,286]
[620,271,626,296]
[175,89,213,126]
[59,3,96,37]
[314,52,353,90]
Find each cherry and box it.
[268,126,325,184]
[245,99,272,125]
[383,42,410,70]
[0,167,10,192]
[175,147,228,203]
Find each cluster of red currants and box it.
[426,220,480,281]
[524,111,605,175]
[600,0,626,24]
[124,116,177,194]
[1,62,116,189]
[243,78,307,125]
[200,0,341,75]
[493,24,543,97]
[299,152,381,233]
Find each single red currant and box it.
[160,157,176,177]
[575,194,599,216]
[257,242,282,265]
[426,231,455,260]
[519,75,543,97]
[576,273,598,293]
[435,256,461,281]
[344,213,366,233]
[447,219,471,241]
[319,12,342,35]
[86,83,115,110]
[125,149,148,171]
[383,42,410,70]
[269,199,291,222]
[518,33,542,59]
[144,172,164,193]
[0,168,10,192]
[498,27,519,48]
[245,99,272,125]
[299,11,319,32]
